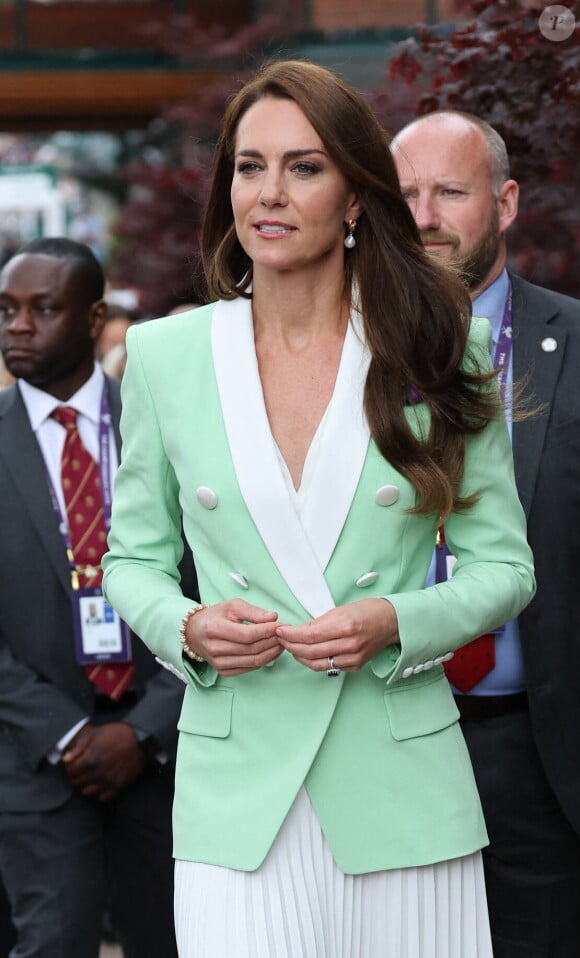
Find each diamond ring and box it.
[327,655,341,677]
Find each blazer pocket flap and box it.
[384,674,459,741]
[177,688,233,738]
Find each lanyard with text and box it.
[493,279,513,397]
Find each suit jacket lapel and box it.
[511,273,565,516]
[211,298,370,619]
[299,315,370,571]
[0,386,71,593]
[105,375,122,457]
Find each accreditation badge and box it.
[72,588,133,665]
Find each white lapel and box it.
[299,313,370,571]
[212,298,370,619]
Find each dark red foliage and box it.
[371,0,580,297]
[111,0,579,310]
[109,163,210,317]
[109,1,300,316]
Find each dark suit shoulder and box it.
[105,374,122,399]
[0,383,18,417]
[104,374,122,441]
[510,272,580,326]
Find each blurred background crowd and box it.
[0,0,577,334]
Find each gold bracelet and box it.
[179,605,208,663]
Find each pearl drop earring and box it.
[344,220,357,249]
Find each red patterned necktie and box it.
[51,405,134,701]
[436,526,496,693]
[443,632,495,693]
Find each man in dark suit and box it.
[392,112,580,957]
[0,238,195,957]
[0,884,15,958]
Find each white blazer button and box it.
[442,651,454,662]
[402,667,414,678]
[229,572,249,589]
[375,484,400,506]
[355,572,379,588]
[196,486,218,510]
[541,337,558,353]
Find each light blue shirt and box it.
[426,269,525,695]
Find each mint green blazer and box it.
[103,298,535,874]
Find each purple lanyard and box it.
[436,281,512,584]
[493,280,513,394]
[43,387,114,587]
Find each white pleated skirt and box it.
[174,786,492,958]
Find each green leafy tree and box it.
[370,0,580,295]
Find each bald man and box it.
[393,112,580,958]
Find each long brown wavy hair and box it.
[201,59,501,522]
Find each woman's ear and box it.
[345,189,364,224]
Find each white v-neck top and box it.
[273,405,331,520]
